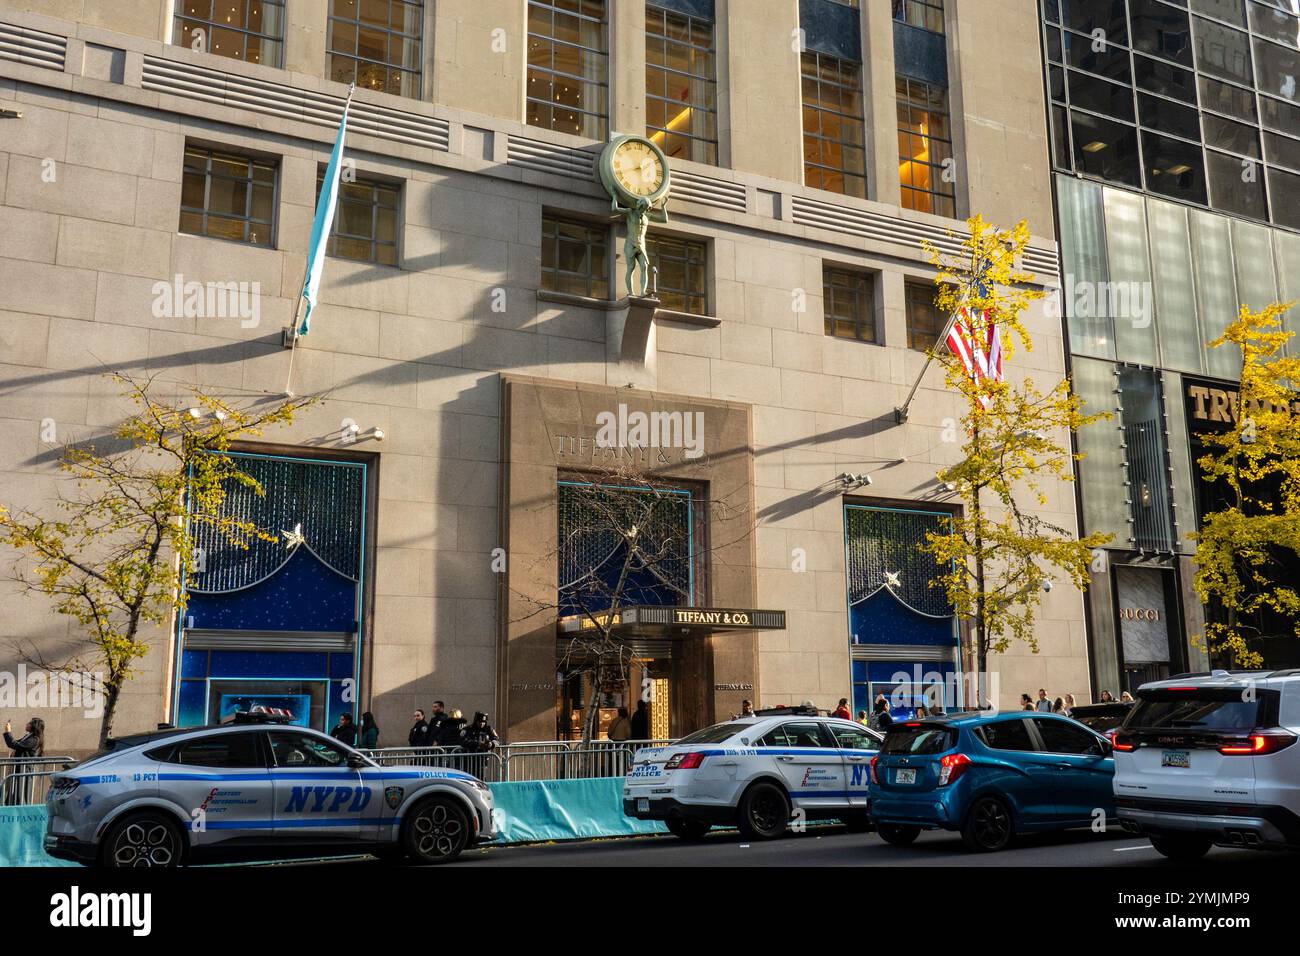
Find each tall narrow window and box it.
[317,171,400,265]
[904,280,945,351]
[892,0,944,33]
[541,216,610,299]
[824,266,876,341]
[173,0,285,66]
[801,52,867,198]
[646,2,719,166]
[180,146,277,247]
[327,0,423,99]
[647,234,708,315]
[527,0,609,140]
[897,75,956,217]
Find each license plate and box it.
[637,798,650,812]
[1161,750,1191,768]
[895,768,917,784]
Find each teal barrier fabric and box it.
[0,806,78,867]
[1,777,662,865]
[490,777,666,843]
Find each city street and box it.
[287,826,1293,869]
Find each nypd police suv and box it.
[44,713,495,867]
[623,707,882,839]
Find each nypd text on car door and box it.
[269,730,379,843]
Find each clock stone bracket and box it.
[607,294,661,390]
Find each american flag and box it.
[944,276,1003,407]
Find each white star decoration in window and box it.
[280,522,305,550]
[883,570,902,590]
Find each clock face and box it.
[610,138,666,199]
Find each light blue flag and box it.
[297,86,354,337]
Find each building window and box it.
[892,0,944,34]
[801,51,867,198]
[905,280,945,351]
[316,170,400,265]
[541,216,610,299]
[327,0,423,99]
[646,2,719,166]
[527,0,609,140]
[823,266,876,342]
[173,0,285,66]
[180,146,277,247]
[647,234,708,315]
[897,75,956,217]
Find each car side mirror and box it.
[1096,739,1113,757]
[347,752,368,769]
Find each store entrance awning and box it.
[557,605,786,639]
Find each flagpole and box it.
[284,81,356,396]
[893,283,973,424]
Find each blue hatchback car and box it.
[868,711,1116,851]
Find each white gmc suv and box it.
[1113,669,1300,861]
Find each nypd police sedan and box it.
[44,717,494,867]
[623,710,882,840]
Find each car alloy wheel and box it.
[107,815,181,868]
[406,797,470,864]
[963,797,1013,851]
[738,782,790,840]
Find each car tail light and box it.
[869,755,880,785]
[1218,731,1297,756]
[1112,732,1137,752]
[665,752,705,770]
[937,752,971,786]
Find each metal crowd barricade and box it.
[362,746,505,782]
[361,739,676,783]
[0,756,75,806]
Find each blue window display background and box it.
[177,650,355,730]
[845,505,960,719]
[557,481,695,616]
[218,693,312,727]
[174,453,366,731]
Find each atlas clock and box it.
[599,134,672,207]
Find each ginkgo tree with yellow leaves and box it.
[0,374,315,748]
[1192,302,1300,668]
[919,218,1112,707]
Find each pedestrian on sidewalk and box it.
[832,698,852,720]
[3,717,44,758]
[330,712,358,746]
[630,700,650,740]
[427,700,448,741]
[872,693,892,730]
[438,709,467,748]
[607,707,632,741]
[462,712,499,752]
[1035,689,1052,713]
[409,709,430,747]
[1020,694,1035,711]
[359,711,380,749]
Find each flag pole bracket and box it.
[281,327,297,349]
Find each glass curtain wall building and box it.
[1039,0,1300,694]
